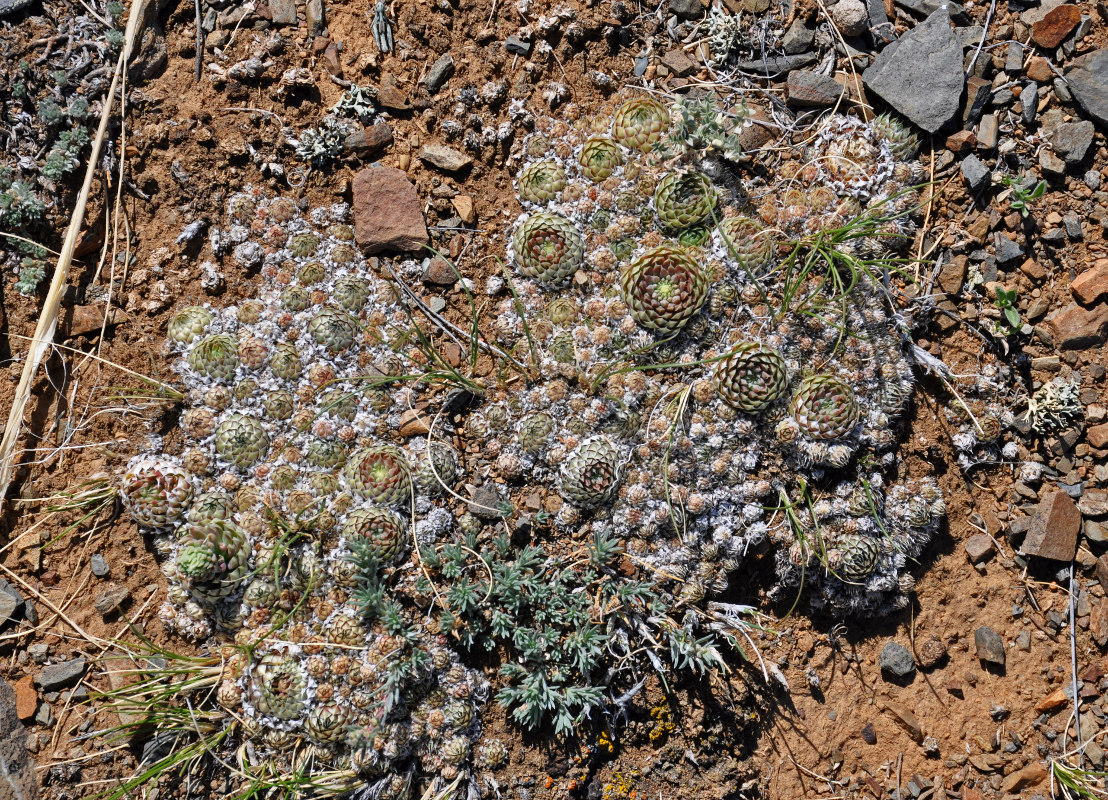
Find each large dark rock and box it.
[863,9,964,132]
[0,679,38,799]
[353,167,429,255]
[1066,48,1108,128]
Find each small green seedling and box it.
[994,286,1021,332]
[1001,175,1046,218]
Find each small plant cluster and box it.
[293,84,379,167]
[0,0,124,294]
[112,92,951,799]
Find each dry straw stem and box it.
[0,0,151,515]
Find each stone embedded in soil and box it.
[668,0,704,21]
[1089,424,1108,449]
[661,48,698,78]
[35,659,86,692]
[863,9,964,133]
[1022,490,1081,561]
[94,585,131,616]
[451,194,476,226]
[1079,489,1108,517]
[994,232,1023,264]
[960,154,989,191]
[782,16,816,53]
[1072,259,1108,305]
[1031,4,1081,48]
[786,70,846,107]
[505,35,532,56]
[423,53,455,94]
[423,257,458,286]
[468,484,505,519]
[268,0,296,25]
[916,635,948,669]
[738,52,817,74]
[1066,48,1108,127]
[352,166,429,255]
[1045,303,1108,350]
[0,586,20,626]
[0,679,37,799]
[13,676,36,721]
[419,145,472,173]
[1053,120,1095,165]
[964,533,995,564]
[878,641,915,678]
[881,702,923,742]
[829,0,869,37]
[861,722,877,744]
[974,626,1005,666]
[89,554,110,578]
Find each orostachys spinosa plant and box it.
[113,91,946,799]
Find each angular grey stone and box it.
[423,53,454,94]
[1064,213,1083,240]
[1022,81,1038,125]
[894,0,967,21]
[1052,120,1095,164]
[863,9,964,133]
[994,232,1022,264]
[0,579,22,625]
[419,145,472,172]
[963,76,992,125]
[668,0,703,20]
[879,641,916,678]
[961,154,990,190]
[975,626,1005,666]
[782,16,816,54]
[268,0,296,26]
[1006,41,1025,72]
[35,659,86,692]
[738,52,817,74]
[505,35,532,56]
[1054,77,1073,103]
[94,585,131,616]
[306,0,324,37]
[90,553,110,578]
[1040,148,1066,176]
[978,114,998,149]
[0,680,37,799]
[956,25,984,49]
[786,70,845,107]
[867,0,897,43]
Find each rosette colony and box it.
[118,92,945,797]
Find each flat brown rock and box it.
[1032,4,1081,48]
[1089,424,1108,449]
[1002,762,1047,793]
[13,676,36,720]
[1022,490,1081,561]
[1073,258,1108,305]
[352,166,429,256]
[881,702,923,742]
[1045,302,1108,349]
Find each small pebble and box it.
[90,554,110,578]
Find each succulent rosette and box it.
[214,414,270,467]
[344,445,412,506]
[834,535,881,583]
[714,343,788,413]
[789,375,860,440]
[517,160,567,204]
[188,334,240,382]
[308,306,359,353]
[512,212,585,285]
[654,170,717,231]
[620,243,710,334]
[342,506,408,563]
[611,96,669,151]
[121,458,196,528]
[872,113,920,160]
[250,653,308,720]
[559,436,622,507]
[175,519,251,603]
[716,216,774,272]
[578,135,623,182]
[167,306,213,345]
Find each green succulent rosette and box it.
[559,436,621,507]
[518,160,567,204]
[611,96,669,151]
[654,170,717,232]
[789,375,860,440]
[714,343,788,414]
[188,334,240,382]
[620,243,710,334]
[250,653,307,720]
[214,413,270,468]
[872,113,920,161]
[835,535,880,583]
[308,306,359,353]
[578,135,623,182]
[512,212,584,285]
[176,518,250,603]
[167,306,213,345]
[716,216,774,272]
